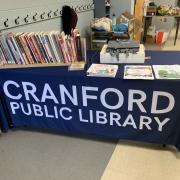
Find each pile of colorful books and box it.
[0,29,86,65]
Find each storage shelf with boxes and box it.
[90,11,136,50]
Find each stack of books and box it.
[0,29,86,66]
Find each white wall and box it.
[0,0,94,38]
[154,0,176,6]
[110,0,135,18]
[110,0,130,18]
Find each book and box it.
[37,32,50,63]
[55,33,66,63]
[24,33,38,63]
[34,33,48,63]
[0,47,6,64]
[75,33,83,61]
[44,33,57,62]
[58,32,71,63]
[68,62,85,71]
[54,32,65,62]
[18,33,35,64]
[81,38,87,62]
[0,35,15,64]
[5,35,20,64]
[124,65,154,80]
[87,64,118,77]
[10,34,27,64]
[66,37,74,62]
[153,65,180,79]
[52,32,63,62]
[0,30,86,67]
[29,32,44,63]
[0,39,11,64]
[70,37,77,62]
[48,31,60,62]
[39,33,53,63]
[71,29,79,62]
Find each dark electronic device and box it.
[106,39,140,61]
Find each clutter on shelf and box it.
[117,11,135,39]
[91,17,112,32]
[91,11,135,35]
[143,1,180,16]
[156,5,180,16]
[90,11,138,50]
[144,1,157,16]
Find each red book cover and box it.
[66,38,73,62]
[57,33,70,63]
[24,34,39,63]
[23,34,38,63]
[156,32,164,45]
[18,34,35,64]
[29,33,43,63]
[15,34,31,64]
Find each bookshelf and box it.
[0,62,70,69]
[0,30,86,67]
[90,31,112,50]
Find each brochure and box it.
[153,65,180,79]
[124,65,154,80]
[87,63,118,77]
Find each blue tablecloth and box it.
[0,50,180,150]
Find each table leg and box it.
[163,144,167,148]
[174,18,180,46]
[142,17,153,43]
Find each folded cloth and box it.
[114,22,128,33]
[91,18,112,32]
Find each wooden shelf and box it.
[0,62,70,69]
